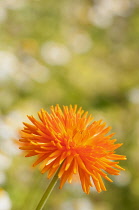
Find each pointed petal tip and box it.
[25,154,30,157]
[41,169,45,174]
[32,163,36,167]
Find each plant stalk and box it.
[35,168,60,210]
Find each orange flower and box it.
[19,105,126,194]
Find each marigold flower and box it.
[19,105,126,194]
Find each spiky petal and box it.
[19,105,126,194]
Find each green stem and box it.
[35,168,60,210]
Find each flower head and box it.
[19,105,126,194]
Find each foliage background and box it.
[0,0,139,209]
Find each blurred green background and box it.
[0,0,139,209]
